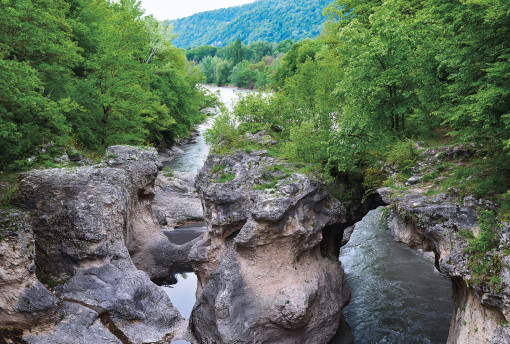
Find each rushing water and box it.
[162,87,453,343]
[339,208,452,343]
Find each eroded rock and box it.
[152,172,204,230]
[0,210,58,329]
[10,146,188,343]
[190,150,351,344]
[379,186,510,344]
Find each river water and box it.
[164,85,250,173]
[162,86,453,343]
[339,208,452,344]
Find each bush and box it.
[386,140,418,179]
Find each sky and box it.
[139,0,257,21]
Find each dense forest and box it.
[206,0,510,222]
[168,0,334,48]
[186,38,294,89]
[0,0,213,172]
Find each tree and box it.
[250,41,274,62]
[231,38,244,65]
[231,61,257,88]
[215,60,232,86]
[0,0,80,169]
[430,0,510,151]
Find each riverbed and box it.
[162,86,452,343]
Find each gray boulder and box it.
[152,172,204,230]
[11,146,187,343]
[190,150,351,344]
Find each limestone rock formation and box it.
[379,187,510,344]
[189,150,352,344]
[152,172,204,230]
[6,146,189,343]
[0,210,57,329]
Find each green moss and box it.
[211,172,236,183]
[458,229,474,239]
[36,272,61,289]
[162,166,174,178]
[211,164,226,174]
[462,209,503,292]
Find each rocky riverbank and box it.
[1,146,193,343]
[0,145,369,343]
[378,144,510,344]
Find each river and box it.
[162,86,452,343]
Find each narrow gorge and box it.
[1,87,508,344]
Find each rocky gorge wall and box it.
[378,187,510,344]
[188,150,356,344]
[0,146,194,343]
[1,145,368,344]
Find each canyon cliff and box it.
[189,150,353,344]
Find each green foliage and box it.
[36,271,61,289]
[467,210,500,254]
[252,164,292,190]
[204,111,239,148]
[231,61,257,89]
[461,209,503,291]
[211,172,236,183]
[162,166,174,178]
[0,174,19,209]
[0,0,211,171]
[168,0,334,48]
[386,140,418,180]
[431,0,510,154]
[436,155,508,199]
[195,39,278,89]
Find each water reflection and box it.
[163,273,198,320]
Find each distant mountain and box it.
[167,0,335,48]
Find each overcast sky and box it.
[139,0,257,21]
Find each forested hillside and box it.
[207,0,510,221]
[0,0,212,172]
[168,0,334,48]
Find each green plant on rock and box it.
[211,172,236,183]
[464,209,503,291]
[162,166,174,178]
[386,140,418,181]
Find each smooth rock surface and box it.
[152,172,204,230]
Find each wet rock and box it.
[341,225,355,246]
[158,146,185,163]
[190,151,351,344]
[152,172,204,230]
[11,146,186,343]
